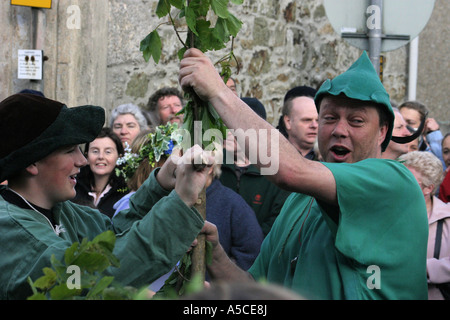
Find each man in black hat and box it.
[0,93,214,299]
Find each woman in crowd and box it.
[110,103,149,148]
[72,127,128,218]
[399,151,450,300]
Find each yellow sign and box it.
[11,0,52,9]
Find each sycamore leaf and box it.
[196,19,227,52]
[140,30,162,63]
[225,13,242,37]
[185,4,198,36]
[156,0,170,18]
[211,0,229,19]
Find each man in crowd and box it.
[278,86,319,160]
[144,87,184,126]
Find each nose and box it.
[120,126,129,135]
[75,148,88,167]
[331,119,349,138]
[400,125,410,137]
[171,105,181,114]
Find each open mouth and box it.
[69,174,77,184]
[330,145,351,159]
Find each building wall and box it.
[1,0,448,130]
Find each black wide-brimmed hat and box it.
[0,93,105,182]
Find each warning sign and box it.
[11,0,52,9]
[18,50,43,80]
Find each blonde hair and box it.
[126,129,167,191]
[398,151,444,193]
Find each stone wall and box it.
[106,0,408,126]
[1,0,448,130]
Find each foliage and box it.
[140,0,244,147]
[140,0,243,64]
[139,0,243,298]
[115,122,183,181]
[27,231,144,300]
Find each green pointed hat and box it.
[314,51,394,152]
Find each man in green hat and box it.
[179,49,428,299]
[0,93,215,299]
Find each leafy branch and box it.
[27,231,144,300]
[140,0,244,296]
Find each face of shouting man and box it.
[318,95,388,163]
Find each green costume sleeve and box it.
[0,170,204,299]
[110,169,205,287]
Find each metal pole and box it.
[367,0,382,75]
[408,36,419,100]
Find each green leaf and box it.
[230,0,243,4]
[191,0,210,17]
[140,30,162,63]
[27,292,47,300]
[92,230,116,252]
[177,47,187,60]
[33,267,57,290]
[169,0,184,9]
[50,283,82,300]
[86,276,115,299]
[225,13,242,37]
[184,5,198,37]
[213,18,230,44]
[64,242,79,266]
[196,19,226,52]
[156,0,170,17]
[211,0,229,19]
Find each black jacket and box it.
[72,166,128,218]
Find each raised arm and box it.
[179,48,337,205]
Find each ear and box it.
[283,115,291,131]
[423,184,435,198]
[378,124,389,147]
[25,163,39,176]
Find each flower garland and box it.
[115,122,183,181]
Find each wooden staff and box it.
[188,0,207,282]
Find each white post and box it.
[408,36,419,101]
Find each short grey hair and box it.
[110,103,148,129]
[398,151,444,193]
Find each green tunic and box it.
[248,159,429,299]
[0,170,204,299]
